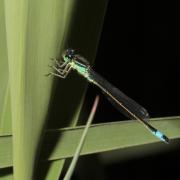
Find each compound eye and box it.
[67,48,74,55]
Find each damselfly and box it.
[47,48,169,143]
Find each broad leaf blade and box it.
[4,0,75,179]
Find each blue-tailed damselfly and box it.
[48,48,169,143]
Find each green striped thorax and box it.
[62,49,92,80]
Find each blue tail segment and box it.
[143,120,169,143]
[151,130,169,143]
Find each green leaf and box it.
[1,116,180,169]
[4,0,75,179]
[0,0,11,136]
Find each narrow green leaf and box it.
[0,0,11,136]
[44,116,180,160]
[1,116,180,169]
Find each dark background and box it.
[71,0,180,179]
[84,0,180,122]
